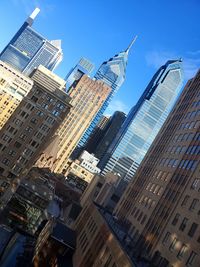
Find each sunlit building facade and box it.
[0,8,62,75]
[101,59,183,181]
[53,75,111,174]
[0,61,33,130]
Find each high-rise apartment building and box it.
[73,37,137,158]
[53,75,111,174]
[0,65,71,184]
[101,59,183,181]
[0,61,33,130]
[0,8,62,75]
[114,71,200,267]
[65,57,94,91]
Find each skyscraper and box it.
[72,37,137,158]
[53,75,111,174]
[65,57,94,91]
[101,59,183,181]
[0,8,63,75]
[114,70,200,267]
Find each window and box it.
[169,238,178,251]
[8,150,16,157]
[189,199,199,211]
[36,110,44,117]
[30,118,38,124]
[181,195,189,206]
[25,126,33,133]
[162,232,170,244]
[31,95,38,103]
[179,218,188,231]
[177,244,187,259]
[2,158,10,166]
[14,141,22,148]
[172,213,180,226]
[191,179,200,190]
[186,251,197,266]
[188,223,198,237]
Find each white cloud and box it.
[105,99,129,116]
[145,50,200,80]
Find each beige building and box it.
[80,172,120,207]
[53,75,111,174]
[114,71,200,267]
[0,61,33,130]
[0,66,71,206]
[73,202,133,267]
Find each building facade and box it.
[72,37,137,158]
[114,70,200,267]
[0,8,62,75]
[65,57,94,91]
[73,202,133,267]
[0,61,33,130]
[53,75,111,174]
[0,66,71,206]
[101,59,183,182]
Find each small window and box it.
[188,223,198,237]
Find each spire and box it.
[125,35,137,54]
[26,7,40,26]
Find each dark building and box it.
[84,115,110,154]
[95,111,126,162]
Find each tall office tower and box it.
[94,111,126,160]
[0,61,33,130]
[0,8,63,75]
[84,115,110,154]
[53,75,111,174]
[0,65,71,183]
[72,37,137,158]
[65,57,94,91]
[114,71,200,267]
[101,59,183,182]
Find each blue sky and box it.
[1,0,200,115]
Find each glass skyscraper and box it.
[101,59,184,182]
[0,8,63,75]
[65,57,94,91]
[72,37,137,158]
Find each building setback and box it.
[0,8,62,75]
[101,59,183,182]
[114,70,200,267]
[53,75,111,174]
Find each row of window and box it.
[178,120,200,130]
[162,232,198,266]
[172,213,199,237]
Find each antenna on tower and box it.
[125,35,138,54]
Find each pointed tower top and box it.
[125,35,138,54]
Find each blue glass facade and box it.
[0,9,62,75]
[65,57,94,91]
[72,38,137,158]
[101,60,184,182]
